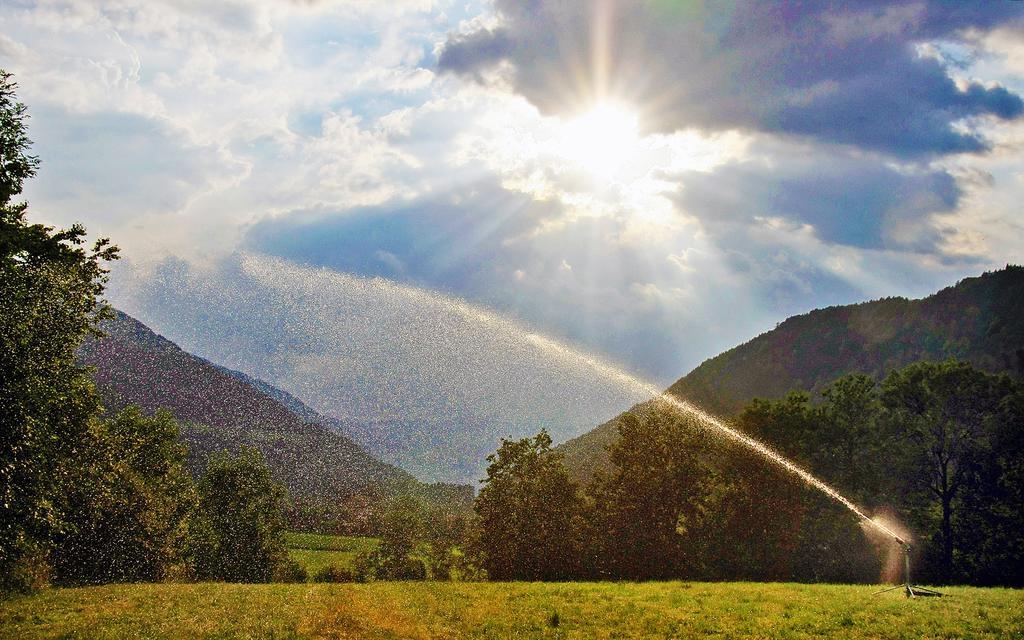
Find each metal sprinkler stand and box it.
[875,540,942,598]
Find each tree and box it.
[813,374,892,505]
[369,495,428,580]
[0,70,38,209]
[722,394,827,581]
[0,69,118,591]
[422,505,471,580]
[50,408,194,585]
[189,448,289,583]
[587,407,723,580]
[474,430,581,581]
[881,361,1015,583]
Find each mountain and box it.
[79,310,472,507]
[560,266,1024,481]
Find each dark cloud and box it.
[674,146,961,252]
[245,183,562,295]
[439,1,1023,157]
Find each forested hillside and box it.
[79,310,472,507]
[560,266,1024,481]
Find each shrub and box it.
[312,563,362,583]
[352,549,376,581]
[1,547,50,593]
[272,558,308,583]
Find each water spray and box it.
[523,333,939,595]
[520,333,904,538]
[242,255,930,590]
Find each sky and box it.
[3,1,1024,478]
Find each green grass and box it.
[2,581,1022,639]
[284,533,377,553]
[284,533,378,576]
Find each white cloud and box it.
[1,0,1022,396]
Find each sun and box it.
[555,102,644,180]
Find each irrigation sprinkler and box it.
[874,538,943,598]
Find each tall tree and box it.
[0,69,118,591]
[50,408,194,585]
[813,374,892,504]
[588,406,723,580]
[474,430,581,581]
[881,361,1013,583]
[371,495,428,580]
[189,448,289,583]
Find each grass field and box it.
[1,581,1021,639]
[284,533,378,576]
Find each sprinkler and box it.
[874,538,942,598]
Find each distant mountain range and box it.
[79,310,472,508]
[559,266,1024,481]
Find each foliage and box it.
[271,557,308,583]
[355,496,452,581]
[49,408,193,585]
[485,360,1023,586]
[0,69,118,592]
[370,495,428,580]
[0,70,39,207]
[586,408,722,579]
[473,430,582,581]
[880,361,1022,584]
[188,448,290,583]
[312,563,363,583]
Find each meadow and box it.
[1,581,1021,639]
[285,533,378,576]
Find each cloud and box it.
[242,174,949,386]
[6,0,1024,453]
[245,181,563,293]
[23,106,241,234]
[673,143,962,252]
[439,1,1024,157]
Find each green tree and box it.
[0,69,118,591]
[423,506,471,580]
[50,408,194,585]
[587,408,721,580]
[189,448,289,583]
[813,374,892,504]
[474,430,581,581]
[964,384,1024,585]
[369,495,428,580]
[722,394,826,581]
[881,361,1017,583]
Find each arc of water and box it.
[242,254,906,544]
[520,331,906,545]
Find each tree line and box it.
[471,362,1024,586]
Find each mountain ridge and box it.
[559,265,1024,481]
[79,310,473,508]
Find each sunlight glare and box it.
[557,102,643,180]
